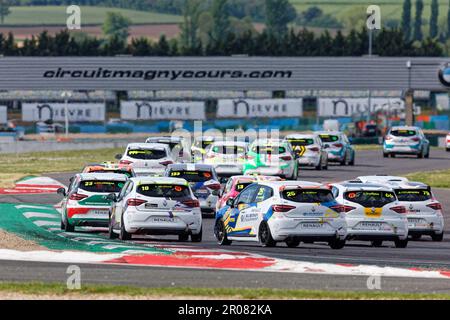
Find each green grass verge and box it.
[0,282,449,299]
[406,169,450,189]
[3,6,182,26]
[0,147,122,187]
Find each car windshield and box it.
[251,145,286,154]
[136,184,190,198]
[391,130,417,137]
[287,138,315,147]
[395,189,432,202]
[344,191,396,207]
[168,170,213,182]
[282,189,334,203]
[319,135,340,143]
[79,180,125,193]
[127,148,166,160]
[211,145,246,155]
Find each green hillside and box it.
[1,6,182,26]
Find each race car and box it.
[108,177,202,242]
[217,175,283,211]
[145,136,191,162]
[358,177,444,241]
[243,139,298,180]
[82,162,136,178]
[116,143,174,177]
[203,140,248,177]
[214,181,347,249]
[330,182,409,248]
[57,173,128,232]
[164,164,221,214]
[191,136,221,163]
[316,131,355,166]
[285,133,328,170]
[383,126,430,159]
[446,133,450,152]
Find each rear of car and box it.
[83,163,136,178]
[268,183,347,248]
[331,183,409,248]
[60,173,128,231]
[204,141,248,177]
[317,132,355,166]
[285,134,328,170]
[111,177,202,241]
[392,184,444,241]
[165,165,221,213]
[118,143,174,177]
[243,140,298,180]
[383,127,430,158]
[145,136,191,162]
[446,133,450,152]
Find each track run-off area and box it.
[1,149,450,293]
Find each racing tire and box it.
[446,148,450,152]
[323,162,328,170]
[215,220,232,246]
[191,228,203,243]
[109,219,118,239]
[349,155,355,166]
[383,153,389,158]
[119,219,132,241]
[258,221,276,247]
[417,149,424,159]
[394,239,408,248]
[62,218,75,232]
[329,239,346,250]
[178,234,189,242]
[371,240,383,247]
[285,238,300,248]
[431,232,444,242]
[340,155,347,166]
[315,160,322,171]
[425,149,430,159]
[390,154,396,158]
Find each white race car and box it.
[285,133,328,170]
[116,143,174,177]
[383,126,430,158]
[58,173,128,232]
[357,175,410,184]
[359,178,444,241]
[204,140,248,177]
[330,182,409,248]
[108,177,202,242]
[215,181,347,249]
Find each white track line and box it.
[23,212,59,219]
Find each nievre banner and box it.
[217,99,303,118]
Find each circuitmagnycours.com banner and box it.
[121,101,206,120]
[217,99,303,118]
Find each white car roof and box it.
[357,176,410,184]
[259,180,325,190]
[252,139,288,145]
[315,131,343,136]
[210,141,248,147]
[332,182,394,192]
[381,181,430,190]
[130,177,189,186]
[390,126,420,131]
[78,173,128,181]
[126,143,169,150]
[285,133,317,139]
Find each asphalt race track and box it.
[1,149,450,293]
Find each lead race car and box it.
[58,173,128,232]
[108,177,202,242]
[214,181,348,249]
[330,181,409,248]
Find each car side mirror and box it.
[115,154,122,160]
[57,188,67,196]
[107,193,118,202]
[226,198,235,207]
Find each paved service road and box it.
[1,149,450,292]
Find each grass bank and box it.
[406,169,450,189]
[0,148,122,188]
[0,282,449,300]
